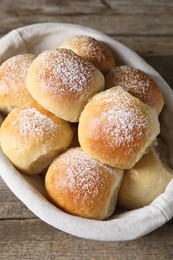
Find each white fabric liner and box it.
[0,23,173,241]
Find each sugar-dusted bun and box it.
[117,143,173,210]
[26,49,105,122]
[78,86,160,169]
[0,54,35,115]
[45,147,124,220]
[0,102,73,175]
[58,35,116,75]
[105,65,164,114]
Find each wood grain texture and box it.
[0,0,173,36]
[0,14,172,36]
[0,0,173,259]
[1,219,173,260]
[0,178,35,219]
[114,36,173,55]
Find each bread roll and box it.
[26,49,105,122]
[58,35,116,74]
[45,147,124,220]
[117,144,173,210]
[78,86,160,169]
[0,102,73,175]
[0,54,35,115]
[105,65,164,114]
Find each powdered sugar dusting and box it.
[106,65,156,105]
[55,149,117,205]
[12,105,61,144]
[38,49,95,100]
[0,54,35,97]
[71,35,109,63]
[90,87,152,155]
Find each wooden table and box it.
[0,1,173,259]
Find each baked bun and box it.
[78,86,160,169]
[26,49,105,122]
[105,65,164,114]
[117,143,173,210]
[0,102,73,175]
[0,54,35,115]
[58,35,116,75]
[45,147,124,220]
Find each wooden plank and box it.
[0,218,173,259]
[106,0,173,14]
[0,1,173,36]
[2,0,104,14]
[113,36,173,56]
[0,13,173,37]
[0,177,35,219]
[2,0,173,15]
[142,55,173,88]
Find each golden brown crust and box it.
[45,147,124,220]
[0,102,73,174]
[26,49,105,122]
[78,87,160,169]
[105,65,164,114]
[58,35,116,75]
[117,145,173,209]
[0,54,35,114]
